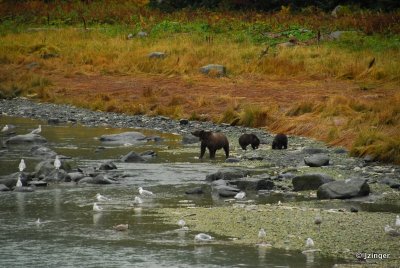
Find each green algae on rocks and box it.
[158,204,399,265]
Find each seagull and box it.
[178,219,186,228]
[194,233,213,241]
[395,215,400,227]
[1,125,9,132]
[96,193,111,202]
[234,191,246,200]
[35,218,41,225]
[384,225,400,236]
[113,224,129,231]
[138,187,154,197]
[277,200,282,206]
[306,238,315,248]
[16,175,23,188]
[258,228,266,242]
[314,213,322,231]
[19,159,26,172]
[133,196,143,204]
[30,125,41,134]
[93,203,103,212]
[54,155,61,170]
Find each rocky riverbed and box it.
[1,97,399,266]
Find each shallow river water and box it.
[0,116,346,267]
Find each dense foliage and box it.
[149,0,400,11]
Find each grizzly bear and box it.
[272,133,288,149]
[239,133,260,150]
[191,130,229,159]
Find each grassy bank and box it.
[0,4,399,163]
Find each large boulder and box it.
[0,172,29,188]
[200,64,226,77]
[304,154,330,167]
[230,174,274,191]
[206,169,250,182]
[380,178,400,189]
[0,184,10,191]
[215,185,240,197]
[99,131,146,145]
[30,145,57,158]
[35,159,70,179]
[99,161,117,171]
[292,173,334,191]
[68,172,85,182]
[5,134,47,145]
[148,52,166,59]
[43,169,70,182]
[317,178,370,199]
[91,174,117,184]
[121,151,146,163]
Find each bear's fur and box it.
[191,130,229,159]
[238,133,260,150]
[272,133,288,149]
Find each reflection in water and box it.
[93,213,103,226]
[258,244,268,265]
[53,188,62,216]
[133,207,143,215]
[194,246,213,263]
[305,252,315,267]
[16,192,25,218]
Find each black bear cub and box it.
[272,133,288,149]
[191,130,229,159]
[238,133,260,150]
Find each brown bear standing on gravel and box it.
[272,133,288,149]
[191,130,229,159]
[238,133,260,150]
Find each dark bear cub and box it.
[238,133,260,150]
[191,130,229,159]
[272,133,288,149]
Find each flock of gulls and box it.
[4,123,400,256]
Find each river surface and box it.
[0,116,346,267]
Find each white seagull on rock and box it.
[234,191,246,200]
[194,233,213,242]
[178,219,186,228]
[258,228,266,241]
[138,187,154,197]
[93,203,103,212]
[54,155,61,170]
[306,238,315,248]
[19,159,26,172]
[30,125,41,134]
[1,125,9,132]
[96,193,111,202]
[395,215,400,227]
[385,225,400,236]
[16,175,23,188]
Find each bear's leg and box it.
[209,148,216,159]
[200,143,207,159]
[223,145,229,158]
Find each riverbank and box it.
[1,97,399,266]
